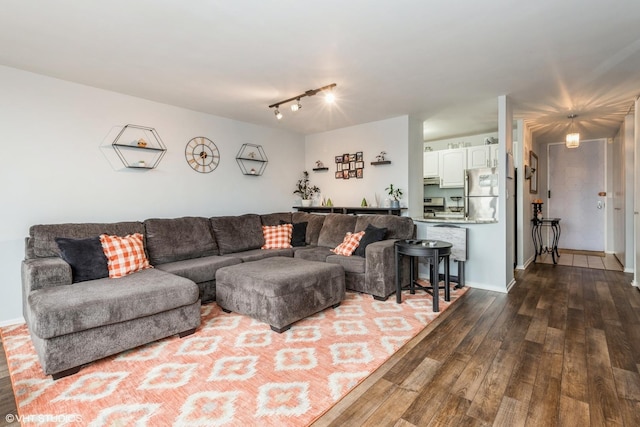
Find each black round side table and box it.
[394,239,452,312]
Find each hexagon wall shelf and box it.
[112,124,167,169]
[236,143,268,176]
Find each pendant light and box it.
[565,114,579,148]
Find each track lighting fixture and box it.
[269,83,336,119]
[565,114,579,148]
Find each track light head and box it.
[291,99,302,112]
[274,107,282,120]
[324,91,335,103]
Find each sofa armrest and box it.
[365,239,403,299]
[22,258,72,293]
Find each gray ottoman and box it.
[215,257,345,332]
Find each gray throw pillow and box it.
[55,236,109,283]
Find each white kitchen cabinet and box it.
[438,148,466,188]
[423,151,439,177]
[466,146,491,169]
[490,144,500,167]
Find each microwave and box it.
[424,177,439,185]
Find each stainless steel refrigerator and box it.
[465,167,499,221]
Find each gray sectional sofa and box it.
[21,212,414,378]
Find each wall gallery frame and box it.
[335,151,364,179]
[529,151,538,194]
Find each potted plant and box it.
[294,171,320,206]
[385,184,403,208]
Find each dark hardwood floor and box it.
[1,263,638,426]
[313,264,640,426]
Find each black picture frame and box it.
[335,155,342,163]
[356,151,363,162]
[335,171,342,179]
[348,170,357,178]
[356,168,363,178]
[529,151,538,194]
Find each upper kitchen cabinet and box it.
[490,144,499,167]
[466,144,500,169]
[439,148,466,187]
[466,145,491,169]
[423,150,439,177]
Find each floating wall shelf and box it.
[236,143,268,176]
[312,167,329,172]
[111,124,167,170]
[370,160,391,165]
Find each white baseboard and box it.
[0,317,25,328]
[464,281,508,294]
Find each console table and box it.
[293,206,406,216]
[532,218,561,264]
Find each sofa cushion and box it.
[262,224,293,249]
[332,231,365,256]
[145,217,218,265]
[100,233,152,278]
[260,212,292,226]
[28,222,145,259]
[317,214,358,248]
[55,237,109,283]
[28,268,198,339]
[223,248,294,263]
[294,246,334,262]
[292,212,325,245]
[210,214,264,255]
[353,224,388,257]
[354,215,414,239]
[155,255,241,284]
[326,254,366,274]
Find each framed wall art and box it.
[335,151,364,179]
[529,151,538,194]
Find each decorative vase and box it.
[301,199,312,207]
[390,200,400,208]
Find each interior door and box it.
[547,140,606,251]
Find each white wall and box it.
[0,66,305,324]
[304,116,410,210]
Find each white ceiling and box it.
[2,1,639,143]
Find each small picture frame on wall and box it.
[356,168,363,178]
[336,163,343,171]
[529,151,538,194]
[342,169,349,179]
[343,154,350,163]
[335,171,342,179]
[335,155,343,163]
[342,162,350,170]
[348,154,356,162]
[355,161,364,169]
[356,151,363,162]
[350,161,356,170]
[348,170,357,178]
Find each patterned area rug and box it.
[2,287,466,426]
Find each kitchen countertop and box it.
[413,217,497,224]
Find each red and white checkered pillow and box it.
[332,231,366,256]
[261,224,293,249]
[100,233,152,278]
